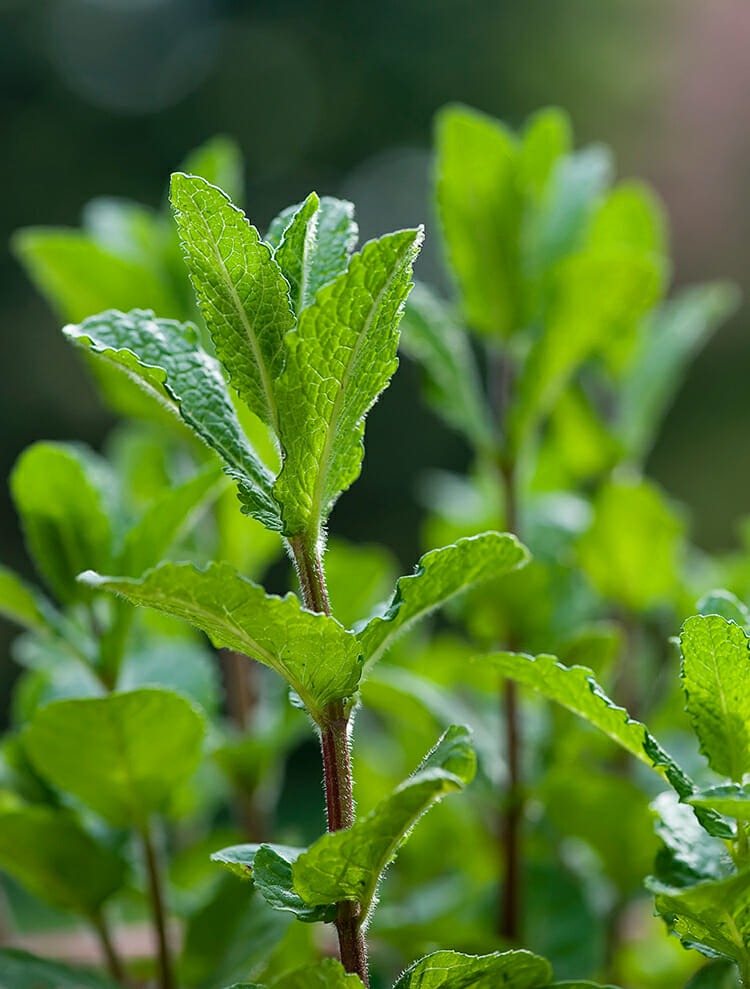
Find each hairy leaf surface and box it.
[392,948,552,989]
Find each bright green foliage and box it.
[238,958,365,989]
[273,193,321,314]
[116,466,223,577]
[578,476,684,611]
[680,616,750,782]
[80,562,362,723]
[482,652,728,833]
[64,309,281,529]
[698,591,750,628]
[358,532,528,667]
[0,806,125,916]
[688,786,750,821]
[212,843,335,923]
[171,173,294,431]
[392,948,552,989]
[400,284,494,451]
[292,726,475,920]
[651,872,750,968]
[518,107,572,198]
[435,104,521,337]
[0,950,123,989]
[24,688,205,826]
[588,182,666,256]
[274,227,422,536]
[11,443,112,605]
[0,565,54,632]
[182,135,245,206]
[617,283,739,460]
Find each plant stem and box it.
[140,820,174,989]
[290,530,370,986]
[92,912,126,983]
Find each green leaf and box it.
[578,476,685,611]
[10,442,112,605]
[211,843,335,923]
[392,949,552,989]
[274,227,422,536]
[518,107,572,199]
[324,539,398,631]
[688,785,750,822]
[358,532,528,668]
[617,282,739,459]
[80,562,362,723]
[697,591,750,628]
[292,725,475,920]
[117,466,223,577]
[181,135,245,206]
[509,248,664,453]
[268,960,364,988]
[651,871,750,965]
[64,309,282,530]
[481,652,732,838]
[0,950,124,989]
[589,181,667,256]
[435,104,521,337]
[0,564,55,633]
[684,961,741,988]
[273,192,320,313]
[680,615,750,781]
[0,805,125,916]
[24,687,205,826]
[652,792,732,888]
[399,283,494,451]
[117,639,221,715]
[12,228,179,322]
[170,173,294,431]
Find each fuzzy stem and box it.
[92,912,126,983]
[141,821,174,989]
[290,530,370,986]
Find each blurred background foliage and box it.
[2,0,750,716]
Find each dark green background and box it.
[2,0,750,694]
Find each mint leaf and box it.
[0,565,56,633]
[392,948,552,989]
[435,104,521,338]
[358,532,528,669]
[64,309,282,530]
[181,135,245,206]
[697,591,750,628]
[0,806,125,916]
[292,726,475,920]
[400,283,494,451]
[617,283,740,460]
[273,192,320,313]
[10,442,112,605]
[24,687,205,827]
[482,652,732,838]
[245,959,364,989]
[170,173,294,432]
[680,615,750,782]
[518,107,572,200]
[589,181,666,256]
[688,785,750,822]
[274,227,422,536]
[80,562,362,723]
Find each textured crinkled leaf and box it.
[12,228,179,322]
[0,806,125,916]
[697,591,750,628]
[170,173,294,430]
[0,565,55,633]
[617,283,739,459]
[435,104,521,337]
[509,247,663,453]
[400,283,494,450]
[117,467,222,577]
[181,135,245,206]
[651,871,750,965]
[24,688,205,826]
[680,615,750,781]
[10,443,112,605]
[651,792,733,888]
[81,562,362,723]
[275,227,422,535]
[273,192,320,313]
[358,532,528,668]
[482,652,732,838]
[64,309,281,530]
[0,950,124,989]
[392,949,552,989]
[578,476,685,611]
[688,785,750,822]
[293,726,475,919]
